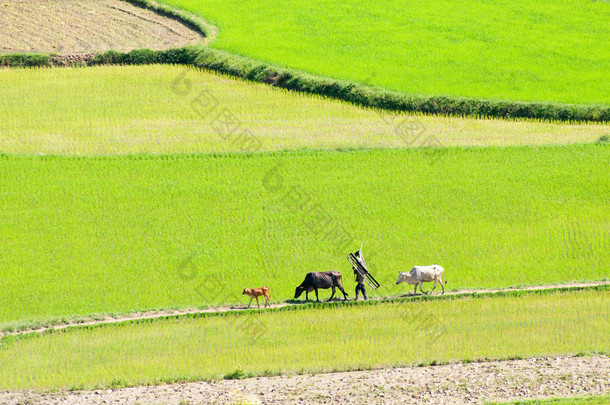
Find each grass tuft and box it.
[224,369,247,380]
[596,134,610,144]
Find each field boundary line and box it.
[120,0,217,45]
[1,2,609,122]
[1,281,608,340]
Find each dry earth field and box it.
[1,355,608,405]
[0,0,203,54]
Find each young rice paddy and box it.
[160,0,610,104]
[1,65,606,156]
[0,145,608,327]
[0,289,607,390]
[0,0,609,400]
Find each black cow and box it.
[294,271,349,302]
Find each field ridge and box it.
[2,281,607,339]
[3,46,608,122]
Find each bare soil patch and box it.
[0,354,607,404]
[0,0,204,54]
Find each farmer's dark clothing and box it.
[354,266,368,300]
[355,283,367,300]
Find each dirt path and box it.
[1,354,608,404]
[2,281,607,338]
[0,0,206,55]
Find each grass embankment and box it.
[0,289,607,390]
[159,0,610,105]
[0,145,608,326]
[487,395,610,405]
[1,65,606,156]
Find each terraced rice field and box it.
[1,0,608,403]
[1,145,608,327]
[160,0,610,104]
[1,66,607,156]
[1,289,607,390]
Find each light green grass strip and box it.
[0,145,608,326]
[3,284,604,336]
[486,394,610,405]
[159,0,610,105]
[0,65,607,156]
[0,290,607,390]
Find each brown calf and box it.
[242,286,271,308]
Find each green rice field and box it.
[0,0,608,400]
[1,66,606,156]
[0,144,608,327]
[0,289,607,390]
[160,0,610,105]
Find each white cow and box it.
[396,265,445,295]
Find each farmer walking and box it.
[353,250,368,300]
[347,244,380,300]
